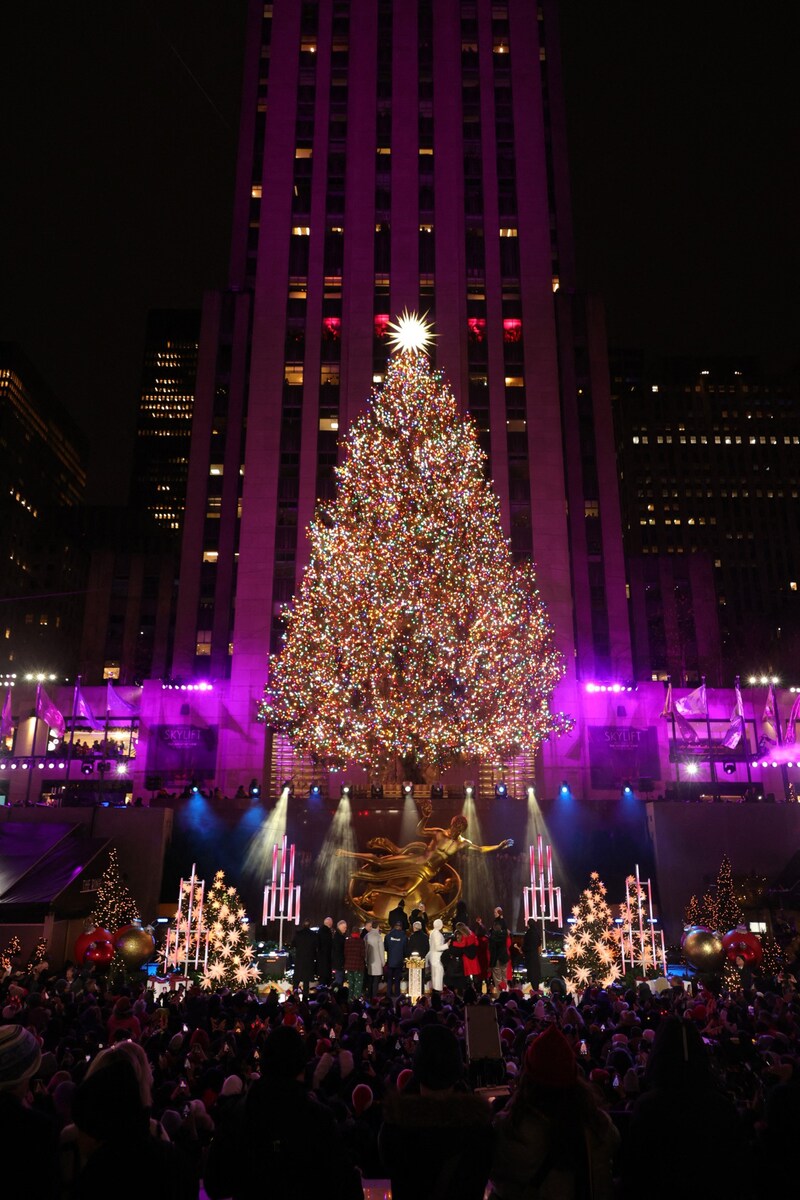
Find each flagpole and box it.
[101,687,110,806]
[666,678,680,788]
[702,676,718,799]
[737,676,753,791]
[26,684,41,806]
[63,675,80,808]
[772,685,791,803]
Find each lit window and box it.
[103,663,121,680]
[584,501,599,519]
[203,551,219,563]
[551,276,560,292]
[196,631,212,656]
[319,417,339,432]
[210,464,224,476]
[285,366,304,385]
[499,228,518,238]
[251,184,262,199]
[504,376,524,388]
[300,37,316,53]
[292,226,311,236]
[791,582,798,592]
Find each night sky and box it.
[2,2,797,501]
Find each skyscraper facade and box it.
[167,0,631,794]
[131,309,200,537]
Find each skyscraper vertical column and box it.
[224,1,302,778]
[339,0,378,434]
[390,0,419,316]
[432,0,468,403]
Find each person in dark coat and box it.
[0,1025,60,1200]
[407,922,430,959]
[331,919,348,986]
[317,917,334,985]
[380,1024,492,1200]
[205,1026,362,1200]
[522,918,542,990]
[619,1017,751,1199]
[387,899,409,932]
[384,923,408,997]
[291,920,318,998]
[409,903,429,931]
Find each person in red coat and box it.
[474,917,491,992]
[455,924,482,987]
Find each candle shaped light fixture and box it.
[522,835,563,954]
[620,865,668,980]
[263,834,301,951]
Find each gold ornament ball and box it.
[114,922,156,970]
[682,927,725,973]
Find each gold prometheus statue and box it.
[337,799,513,928]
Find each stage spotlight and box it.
[494,781,508,798]
[622,781,633,796]
[340,783,352,798]
[685,762,699,776]
[281,779,294,798]
[308,783,322,798]
[249,778,262,798]
[430,784,444,800]
[402,781,413,796]
[723,762,736,775]
[116,762,127,776]
[81,761,93,775]
[464,782,474,799]
[559,780,570,796]
[190,782,201,795]
[370,784,384,799]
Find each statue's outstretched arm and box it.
[463,837,514,853]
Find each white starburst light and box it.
[386,309,435,355]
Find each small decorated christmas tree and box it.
[91,847,140,933]
[564,872,621,991]
[26,937,48,968]
[0,935,21,974]
[202,870,260,990]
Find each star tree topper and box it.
[386,309,435,356]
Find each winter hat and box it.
[221,1074,243,1096]
[413,922,422,931]
[432,919,443,930]
[261,1026,307,1080]
[396,1068,414,1092]
[351,1083,373,1116]
[524,1025,577,1089]
[0,1025,42,1089]
[413,1025,463,1091]
[160,1109,183,1139]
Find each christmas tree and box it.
[564,872,621,991]
[714,853,744,933]
[202,870,260,990]
[266,313,570,779]
[91,847,140,933]
[0,935,21,974]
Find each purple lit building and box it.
[153,0,630,797]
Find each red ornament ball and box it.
[84,939,115,966]
[722,928,763,966]
[74,927,114,965]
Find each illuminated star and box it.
[386,310,435,356]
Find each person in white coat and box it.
[364,921,386,998]
[427,917,447,996]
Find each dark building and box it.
[75,508,178,685]
[613,353,800,682]
[0,344,87,676]
[131,310,200,537]
[162,0,631,794]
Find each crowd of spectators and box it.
[2,930,800,1199]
